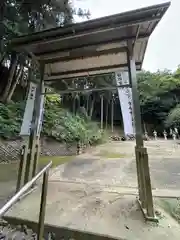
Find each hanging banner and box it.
[115,71,134,137]
[20,82,37,136]
[36,85,45,137]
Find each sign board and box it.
[20,82,37,136]
[115,71,134,137]
[36,85,45,137]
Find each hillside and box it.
[0,94,104,146]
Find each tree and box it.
[137,68,180,131]
[165,104,180,128]
[0,0,90,103]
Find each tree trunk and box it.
[73,95,76,114]
[0,52,6,65]
[61,94,64,106]
[100,95,104,130]
[89,97,95,119]
[6,65,23,102]
[0,52,18,103]
[105,100,109,129]
[86,94,89,114]
[111,99,114,133]
[77,94,80,111]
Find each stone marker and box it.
[153,130,157,140]
[172,132,176,141]
[163,130,167,140]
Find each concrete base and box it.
[4,180,180,240]
[137,199,159,223]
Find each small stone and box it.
[95,198,101,204]
[155,210,161,217]
[125,225,129,230]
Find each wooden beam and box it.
[43,84,131,95]
[47,62,141,78]
[44,72,115,83]
[39,47,127,64]
[36,35,148,59]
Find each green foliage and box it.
[0,101,24,139]
[43,95,104,144]
[137,69,180,129]
[1,0,90,53]
[0,95,104,145]
[165,104,180,128]
[138,70,180,105]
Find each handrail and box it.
[0,161,52,240]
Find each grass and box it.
[39,155,74,168]
[95,150,127,158]
[0,155,74,182]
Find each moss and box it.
[0,156,74,182]
[39,155,74,168]
[0,163,18,182]
[96,150,127,158]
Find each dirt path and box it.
[4,140,180,239]
[51,140,180,190]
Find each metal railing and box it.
[0,161,52,240]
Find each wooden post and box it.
[37,170,49,240]
[100,94,104,130]
[135,146,145,207]
[32,143,40,178]
[18,79,36,188]
[86,94,89,114]
[127,41,155,220]
[143,149,154,217]
[111,97,114,133]
[16,142,29,192]
[24,63,45,183]
[105,99,109,129]
[127,48,143,147]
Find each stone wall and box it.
[0,138,77,163]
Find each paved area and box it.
[4,140,180,239]
[4,182,180,240]
[0,182,15,208]
[51,140,180,190]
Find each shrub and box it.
[0,97,104,145]
[43,107,104,145]
[165,104,180,128]
[0,102,24,139]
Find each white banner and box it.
[115,71,134,137]
[36,85,45,137]
[20,82,37,136]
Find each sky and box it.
[73,0,179,72]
